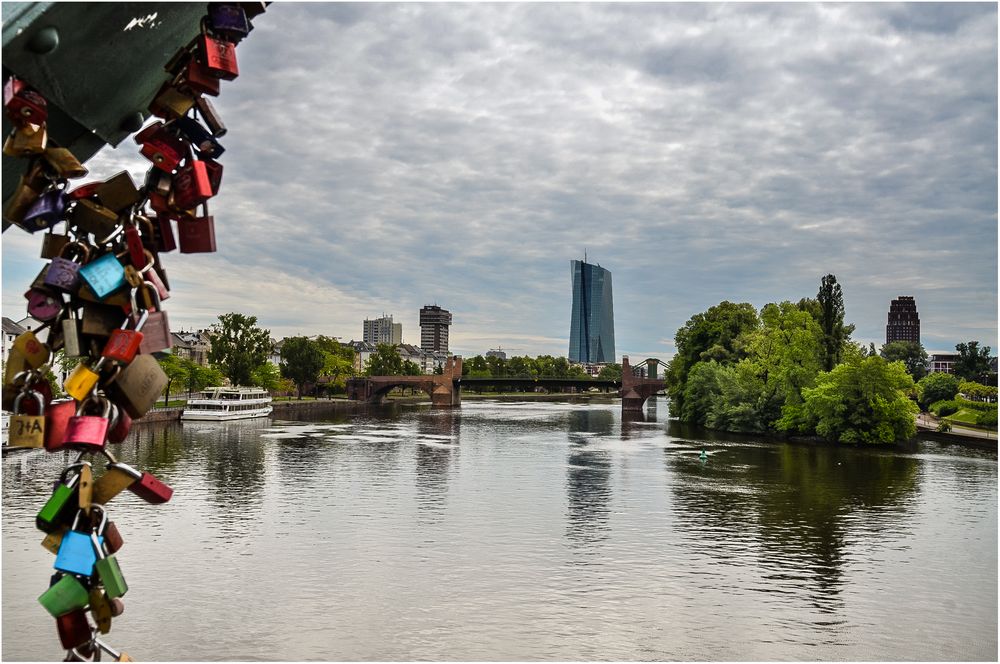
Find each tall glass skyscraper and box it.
[569,259,615,363]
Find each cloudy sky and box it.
[3,2,997,360]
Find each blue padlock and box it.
[54,512,104,577]
[78,252,126,301]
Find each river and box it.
[2,398,996,661]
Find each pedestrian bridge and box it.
[346,356,666,413]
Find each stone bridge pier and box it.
[620,356,665,412]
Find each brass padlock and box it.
[148,82,196,119]
[9,390,46,448]
[3,122,47,157]
[43,147,89,179]
[2,175,42,228]
[40,225,71,259]
[71,199,119,237]
[41,526,69,555]
[95,171,142,212]
[106,353,168,419]
[80,303,128,338]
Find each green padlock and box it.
[37,462,89,533]
[91,529,128,599]
[38,574,89,617]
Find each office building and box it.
[568,259,615,363]
[419,305,452,353]
[886,296,920,345]
[363,315,402,346]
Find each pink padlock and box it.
[25,288,62,321]
[63,396,112,452]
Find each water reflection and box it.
[414,410,460,514]
[565,409,613,547]
[195,420,270,507]
[664,437,921,615]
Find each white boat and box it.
[181,387,273,421]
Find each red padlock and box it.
[177,203,216,253]
[4,77,47,125]
[154,213,177,252]
[63,396,112,452]
[126,466,173,504]
[203,158,224,195]
[45,399,80,452]
[67,182,101,200]
[135,122,185,173]
[171,159,213,209]
[107,405,133,445]
[123,224,146,269]
[180,57,221,96]
[56,609,92,650]
[198,32,239,80]
[102,310,147,364]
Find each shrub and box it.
[976,410,998,427]
[929,400,959,417]
[937,421,953,432]
[956,396,997,412]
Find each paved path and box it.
[917,412,995,440]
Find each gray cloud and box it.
[3,3,995,360]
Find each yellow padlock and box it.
[78,464,93,514]
[11,330,50,369]
[64,361,102,401]
[89,588,113,634]
[41,526,68,555]
[3,347,29,386]
[43,147,88,179]
[92,465,138,506]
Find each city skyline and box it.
[2,4,996,359]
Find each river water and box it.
[2,398,996,661]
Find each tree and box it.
[312,336,355,393]
[665,301,760,414]
[880,341,928,380]
[207,313,272,386]
[597,363,622,381]
[953,341,992,383]
[815,274,855,371]
[158,354,190,407]
[779,356,917,444]
[680,361,731,426]
[403,360,422,376]
[916,372,960,410]
[279,336,325,398]
[364,343,406,376]
[251,362,283,392]
[959,380,998,403]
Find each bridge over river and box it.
[347,356,666,413]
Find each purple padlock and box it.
[63,396,112,452]
[208,4,250,41]
[25,288,62,321]
[44,242,90,293]
[22,188,67,232]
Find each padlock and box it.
[92,463,137,505]
[171,158,214,209]
[95,171,142,212]
[54,510,103,577]
[3,173,43,228]
[102,309,148,364]
[179,57,221,96]
[26,287,63,321]
[153,213,177,252]
[89,587,113,634]
[61,306,84,357]
[41,526,69,555]
[148,81,196,120]
[70,199,119,238]
[45,241,90,293]
[198,25,239,80]
[10,389,46,447]
[10,327,52,368]
[134,284,172,354]
[116,461,174,504]
[91,527,128,599]
[3,368,52,411]
[78,252,126,301]
[3,350,30,392]
[123,264,144,290]
[44,147,89,179]
[177,202,216,253]
[63,395,113,451]
[38,574,89,617]
[37,463,89,532]
[78,464,94,513]
[106,353,168,419]
[63,359,106,402]
[195,95,227,136]
[173,116,225,159]
[95,638,134,662]
[140,251,171,301]
[91,505,124,554]
[107,403,133,445]
[46,399,81,452]
[55,608,93,649]
[3,121,47,156]
[78,282,130,308]
[41,225,71,258]
[208,3,251,41]
[22,184,67,232]
[202,158,224,195]
[145,168,173,199]
[4,76,47,124]
[135,121,186,173]
[65,644,100,663]
[80,303,128,338]
[123,223,146,268]
[68,181,100,200]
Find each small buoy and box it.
[699,449,708,461]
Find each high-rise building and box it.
[363,315,402,346]
[886,296,920,345]
[568,259,615,363]
[419,305,452,353]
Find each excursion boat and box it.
[181,387,273,421]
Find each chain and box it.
[3,3,266,660]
